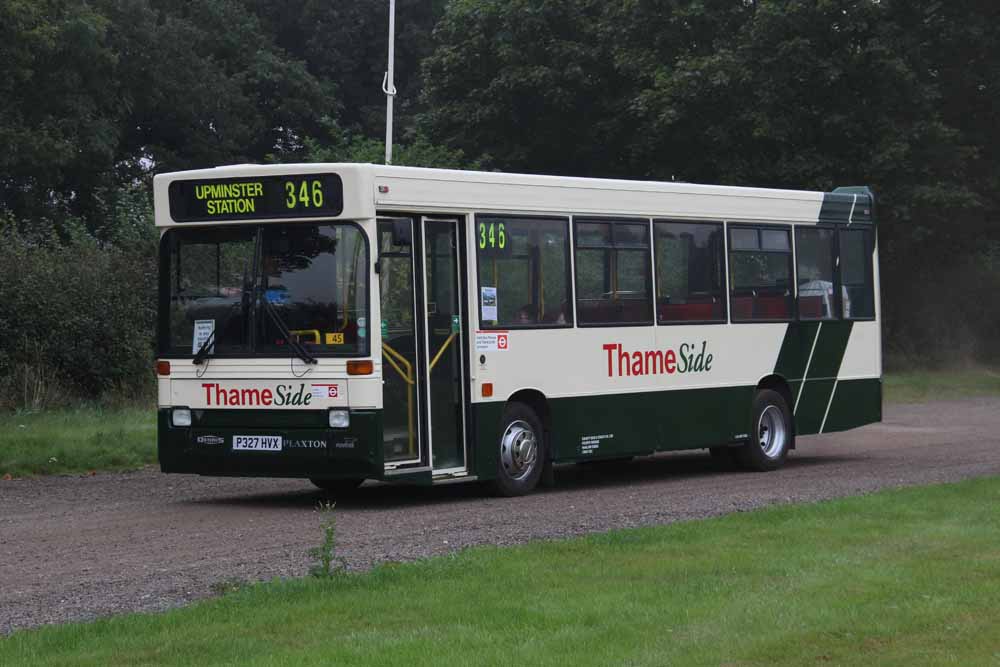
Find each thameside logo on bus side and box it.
[602,342,713,377]
[200,383,338,407]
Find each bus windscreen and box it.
[160,223,368,358]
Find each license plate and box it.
[232,435,283,451]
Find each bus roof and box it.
[153,163,873,228]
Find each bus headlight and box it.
[172,408,192,427]
[329,409,350,428]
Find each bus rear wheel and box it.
[492,402,545,497]
[736,389,792,471]
[310,478,365,495]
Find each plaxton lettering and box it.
[602,341,713,378]
[200,383,313,407]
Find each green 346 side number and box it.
[478,222,506,250]
[285,180,324,209]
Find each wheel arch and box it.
[506,388,552,458]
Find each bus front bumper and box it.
[157,408,382,480]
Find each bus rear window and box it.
[840,228,875,319]
[795,227,838,320]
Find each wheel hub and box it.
[500,420,538,481]
[757,405,786,459]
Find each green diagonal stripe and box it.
[774,321,820,381]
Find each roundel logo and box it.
[497,334,509,350]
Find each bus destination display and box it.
[168,173,344,222]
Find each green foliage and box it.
[0,189,157,409]
[420,0,1000,363]
[299,118,483,169]
[0,0,122,221]
[308,501,347,579]
[1,0,998,384]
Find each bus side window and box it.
[574,218,653,325]
[476,215,571,328]
[795,227,838,320]
[654,220,726,323]
[728,225,794,322]
[839,228,875,319]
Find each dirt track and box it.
[2,398,999,635]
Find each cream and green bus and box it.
[154,164,881,496]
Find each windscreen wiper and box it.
[259,292,317,365]
[191,249,252,365]
[192,328,216,365]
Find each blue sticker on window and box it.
[265,288,289,304]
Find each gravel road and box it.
[2,397,999,635]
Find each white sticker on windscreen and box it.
[192,320,215,355]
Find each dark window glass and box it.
[575,222,611,246]
[654,221,726,323]
[730,228,759,250]
[840,228,875,319]
[728,226,793,321]
[166,226,256,354]
[574,219,653,325]
[762,229,791,251]
[162,223,368,356]
[476,216,571,327]
[256,224,369,355]
[796,228,838,320]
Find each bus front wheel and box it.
[736,389,792,471]
[492,402,545,496]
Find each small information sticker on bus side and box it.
[475,331,509,352]
[232,435,283,451]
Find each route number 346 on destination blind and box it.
[285,180,324,210]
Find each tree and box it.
[0,0,122,221]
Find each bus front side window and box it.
[476,216,571,328]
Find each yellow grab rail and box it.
[428,332,456,372]
[381,342,416,456]
[289,329,321,345]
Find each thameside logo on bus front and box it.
[602,342,713,378]
[200,383,336,407]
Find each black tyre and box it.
[491,402,545,497]
[735,389,793,471]
[310,477,365,495]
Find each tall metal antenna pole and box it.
[382,0,397,165]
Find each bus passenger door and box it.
[377,216,468,475]
[420,218,467,473]
[378,218,424,467]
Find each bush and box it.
[0,198,158,409]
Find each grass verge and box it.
[883,366,1000,403]
[3,477,999,665]
[0,407,155,477]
